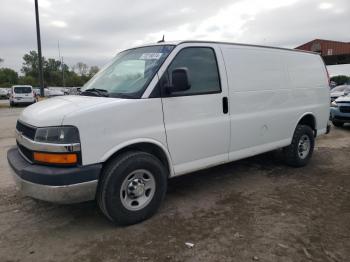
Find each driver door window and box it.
[164,47,221,96]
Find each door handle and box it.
[222,97,228,114]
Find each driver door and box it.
[160,45,230,175]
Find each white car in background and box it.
[0,88,8,99]
[47,87,65,97]
[9,85,36,106]
[34,88,64,97]
[330,85,350,101]
[330,94,350,127]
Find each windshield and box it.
[14,87,32,93]
[81,45,175,98]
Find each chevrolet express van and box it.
[7,41,330,225]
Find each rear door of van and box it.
[159,43,231,175]
[13,86,33,102]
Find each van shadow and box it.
[339,123,350,130]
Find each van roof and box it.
[12,85,32,88]
[134,40,318,55]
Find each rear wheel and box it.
[332,120,343,127]
[283,125,315,167]
[97,151,168,226]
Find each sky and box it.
[0,0,349,72]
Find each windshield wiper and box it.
[80,88,109,97]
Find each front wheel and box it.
[97,151,168,226]
[283,125,315,167]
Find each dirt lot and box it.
[0,102,349,262]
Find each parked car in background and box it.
[6,88,11,98]
[330,81,337,89]
[330,85,350,101]
[33,88,40,96]
[0,88,8,99]
[68,87,82,95]
[34,88,57,97]
[47,88,65,97]
[62,88,70,95]
[330,94,350,127]
[9,85,36,106]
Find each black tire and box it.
[283,125,315,167]
[10,101,14,107]
[97,151,168,226]
[332,120,343,127]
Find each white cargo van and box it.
[7,41,330,225]
[9,85,36,106]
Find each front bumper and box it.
[12,97,35,103]
[330,107,350,123]
[7,147,102,204]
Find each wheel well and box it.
[104,142,171,176]
[298,114,316,135]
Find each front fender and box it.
[100,138,174,177]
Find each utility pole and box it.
[34,0,45,97]
[58,40,65,87]
[61,56,65,87]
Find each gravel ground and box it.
[0,101,349,262]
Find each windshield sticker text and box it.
[139,53,163,60]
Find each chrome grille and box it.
[17,141,33,162]
[16,121,36,140]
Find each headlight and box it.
[34,126,80,144]
[331,101,338,108]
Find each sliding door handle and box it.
[222,97,228,114]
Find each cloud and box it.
[0,0,349,72]
[50,20,67,28]
[319,2,333,9]
[236,0,350,47]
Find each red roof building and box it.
[295,39,350,65]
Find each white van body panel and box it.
[157,43,231,175]
[20,96,111,127]
[61,97,170,170]
[219,44,329,162]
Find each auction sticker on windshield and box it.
[139,53,163,60]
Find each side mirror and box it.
[169,68,191,93]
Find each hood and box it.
[19,95,118,127]
[335,95,350,103]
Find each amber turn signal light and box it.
[33,152,78,164]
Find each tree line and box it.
[330,75,350,86]
[0,52,99,88]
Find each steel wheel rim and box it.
[120,169,156,211]
[298,134,310,159]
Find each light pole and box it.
[34,0,45,97]
[58,40,65,87]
